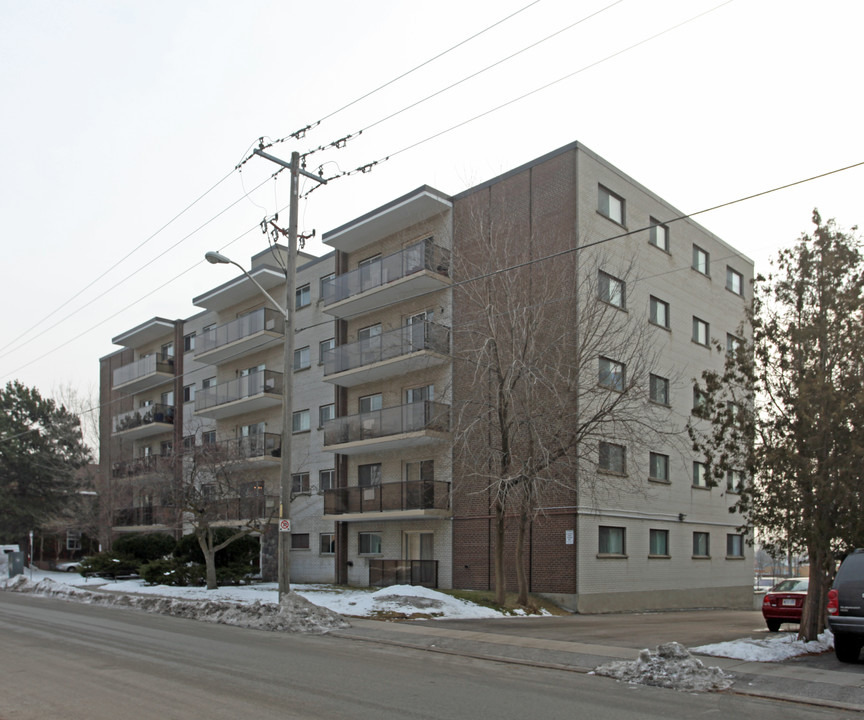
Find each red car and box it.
[762,577,808,631]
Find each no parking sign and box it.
[279,519,291,532]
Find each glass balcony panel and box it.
[323,480,450,516]
[195,308,284,359]
[323,402,449,446]
[195,370,283,412]
[323,322,449,376]
[112,403,175,434]
[112,355,174,389]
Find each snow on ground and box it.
[693,630,834,662]
[593,642,734,693]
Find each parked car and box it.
[55,559,84,572]
[761,577,808,631]
[828,549,864,662]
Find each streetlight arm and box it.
[205,251,288,319]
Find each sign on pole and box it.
[279,519,291,533]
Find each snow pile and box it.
[593,641,733,693]
[693,630,833,662]
[2,575,349,633]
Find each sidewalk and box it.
[331,614,864,712]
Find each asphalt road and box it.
[0,593,858,720]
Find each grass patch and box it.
[441,589,569,616]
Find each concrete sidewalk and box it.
[330,612,864,712]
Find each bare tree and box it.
[453,215,675,606]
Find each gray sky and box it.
[2,0,862,410]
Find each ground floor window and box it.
[598,526,626,555]
[726,534,744,558]
[649,529,669,557]
[693,532,710,558]
[320,533,335,555]
[359,532,382,555]
[291,533,310,550]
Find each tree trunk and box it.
[197,531,218,590]
[493,498,506,606]
[515,508,529,606]
[799,542,831,641]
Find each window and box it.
[726,267,743,295]
[292,409,310,433]
[66,530,82,551]
[358,463,382,487]
[320,273,335,302]
[726,534,744,558]
[649,452,669,482]
[241,422,265,437]
[599,441,626,475]
[183,434,195,450]
[358,323,382,342]
[598,271,626,309]
[598,357,625,391]
[692,246,710,275]
[160,440,173,457]
[319,469,335,492]
[161,342,174,361]
[649,219,669,252]
[649,529,669,557]
[291,472,310,494]
[693,532,710,557]
[599,526,626,555]
[202,430,216,445]
[202,376,216,389]
[183,384,195,403]
[291,533,310,550]
[649,296,670,329]
[295,283,311,309]
[359,532,382,555]
[693,386,707,414]
[319,403,335,428]
[726,334,741,354]
[183,332,195,352]
[319,338,335,364]
[320,533,335,554]
[649,374,669,406]
[359,393,383,413]
[405,459,434,483]
[692,317,710,346]
[693,461,709,488]
[161,390,174,407]
[598,186,625,225]
[727,469,744,493]
[294,346,311,371]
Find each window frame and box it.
[319,469,335,492]
[290,533,310,550]
[598,185,625,226]
[726,266,743,295]
[183,384,195,403]
[649,529,670,557]
[692,531,711,558]
[649,452,670,483]
[692,317,710,347]
[358,531,382,555]
[726,469,744,493]
[358,462,382,487]
[649,374,670,406]
[295,283,311,309]
[183,332,196,352]
[598,357,625,392]
[319,403,335,428]
[598,271,626,309]
[292,409,310,434]
[319,532,335,555]
[649,219,670,252]
[291,472,310,494]
[293,345,311,371]
[598,525,626,556]
[598,441,627,475]
[319,338,335,365]
[692,460,709,489]
[692,245,710,276]
[726,533,744,558]
[649,296,670,329]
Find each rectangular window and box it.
[319,403,335,428]
[202,430,216,445]
[183,332,195,352]
[358,323,382,342]
[359,393,383,413]
[649,529,669,557]
[405,459,434,483]
[693,386,707,414]
[727,333,741,353]
[160,440,173,456]
[319,338,335,364]
[599,526,626,555]
[320,273,335,302]
[649,374,670,405]
[320,533,335,554]
[598,186,625,225]
[599,441,626,475]
[692,246,710,275]
[292,409,310,433]
[649,219,669,251]
[692,317,710,346]
[161,342,174,361]
[295,283,311,309]
[693,532,710,557]
[727,469,744,493]
[294,346,311,371]
[598,271,626,309]
[183,384,195,403]
[291,472,310,494]
[726,267,743,295]
[358,463,382,487]
[202,376,216,389]
[291,533,310,550]
[726,534,744,557]
[319,469,335,492]
[66,530,82,551]
[649,296,670,329]
[359,532,382,555]
[693,461,709,488]
[183,435,195,450]
[649,452,669,482]
[598,357,625,391]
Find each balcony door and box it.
[405,310,432,351]
[403,531,435,586]
[405,384,434,430]
[358,254,382,293]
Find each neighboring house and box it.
[98,141,753,611]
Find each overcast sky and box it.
[2,0,862,417]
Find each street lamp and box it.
[205,249,295,600]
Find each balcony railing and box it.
[322,239,450,306]
[323,322,449,377]
[323,401,449,447]
[198,434,282,462]
[201,494,277,522]
[324,480,450,516]
[195,308,284,359]
[113,505,176,528]
[369,559,439,589]
[112,355,174,389]
[195,371,283,413]
[112,403,175,434]
[112,455,173,478]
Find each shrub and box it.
[175,530,259,567]
[113,533,176,562]
[78,551,140,578]
[140,558,205,586]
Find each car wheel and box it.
[834,633,862,663]
[66,567,76,572]
[765,619,781,632]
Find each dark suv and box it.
[828,549,864,662]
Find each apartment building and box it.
[99,140,753,612]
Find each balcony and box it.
[322,239,451,319]
[111,455,173,478]
[195,370,283,419]
[323,401,450,455]
[112,403,175,440]
[323,322,449,387]
[200,494,278,524]
[369,559,439,589]
[112,355,174,393]
[195,308,284,365]
[113,505,176,530]
[323,480,450,520]
[197,434,282,467]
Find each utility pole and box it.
[253,148,326,599]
